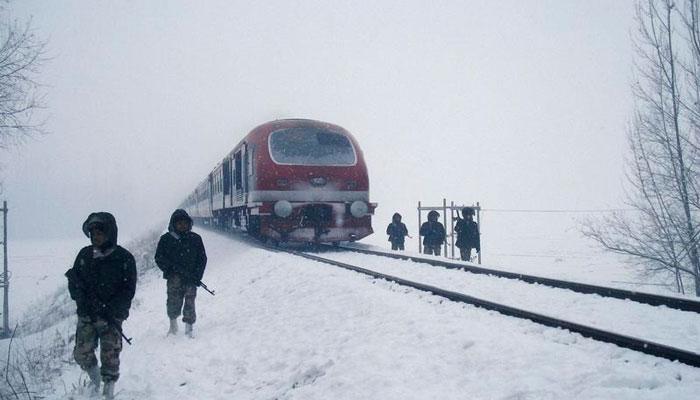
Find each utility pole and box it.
[1,201,8,338]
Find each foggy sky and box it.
[2,0,634,244]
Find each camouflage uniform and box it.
[73,316,123,381]
[66,212,137,383]
[166,273,197,323]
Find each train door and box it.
[246,144,255,192]
[242,143,249,196]
[208,173,213,215]
[223,157,231,207]
[234,150,243,203]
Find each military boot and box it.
[185,323,194,338]
[102,381,115,399]
[86,364,100,393]
[168,318,178,335]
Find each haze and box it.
[2,1,633,267]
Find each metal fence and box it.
[417,199,481,264]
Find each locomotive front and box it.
[251,120,375,243]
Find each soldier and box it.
[454,207,480,261]
[155,209,207,338]
[386,212,410,250]
[65,212,137,399]
[419,210,446,256]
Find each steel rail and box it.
[328,245,700,313]
[290,250,700,368]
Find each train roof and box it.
[246,118,353,138]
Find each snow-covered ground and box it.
[3,229,700,399]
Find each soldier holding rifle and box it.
[155,209,208,338]
[66,212,137,399]
[454,207,481,261]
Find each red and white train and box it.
[181,119,376,244]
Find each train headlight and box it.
[350,201,368,218]
[274,200,293,218]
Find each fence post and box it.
[442,199,447,257]
[476,201,481,265]
[449,201,454,259]
[417,201,422,253]
[1,201,8,338]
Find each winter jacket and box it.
[155,209,207,285]
[455,219,480,251]
[419,221,446,246]
[66,212,137,321]
[386,222,408,244]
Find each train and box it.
[181,119,376,244]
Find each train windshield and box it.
[269,128,357,166]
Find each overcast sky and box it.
[2,0,634,248]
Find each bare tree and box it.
[584,0,700,296]
[0,8,47,151]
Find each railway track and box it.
[209,227,700,368]
[284,248,700,368]
[331,245,700,313]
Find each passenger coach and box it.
[182,119,376,244]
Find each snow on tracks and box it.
[315,249,700,356]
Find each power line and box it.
[481,208,637,214]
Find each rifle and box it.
[66,269,133,345]
[197,280,215,296]
[172,269,215,296]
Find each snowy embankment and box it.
[4,229,700,399]
[8,237,86,318]
[318,250,700,354]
